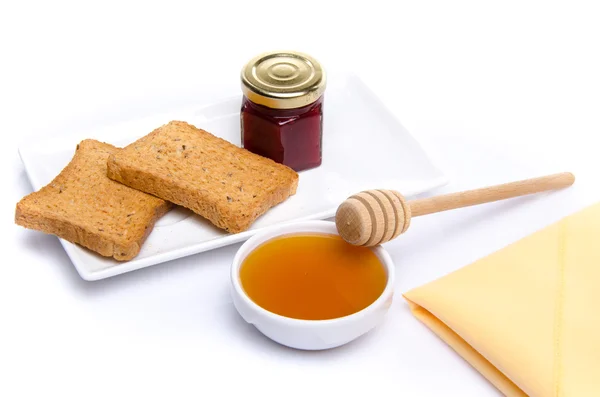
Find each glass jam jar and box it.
[240,51,326,172]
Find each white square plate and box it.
[19,73,448,281]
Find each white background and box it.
[2,1,599,396]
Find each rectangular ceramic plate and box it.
[19,73,448,281]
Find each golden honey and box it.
[239,233,387,320]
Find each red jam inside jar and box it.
[240,95,323,172]
[240,50,326,172]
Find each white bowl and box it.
[230,220,395,350]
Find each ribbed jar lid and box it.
[241,50,326,109]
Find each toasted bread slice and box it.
[15,140,171,261]
[106,121,299,233]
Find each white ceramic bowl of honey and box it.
[230,220,395,350]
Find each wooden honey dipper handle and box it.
[409,172,575,217]
[335,172,575,247]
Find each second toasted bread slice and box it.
[106,121,299,233]
[15,140,171,261]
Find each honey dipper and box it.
[335,172,575,247]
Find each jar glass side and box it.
[240,95,323,172]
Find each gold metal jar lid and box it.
[241,50,326,110]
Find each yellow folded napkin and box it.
[403,202,600,397]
